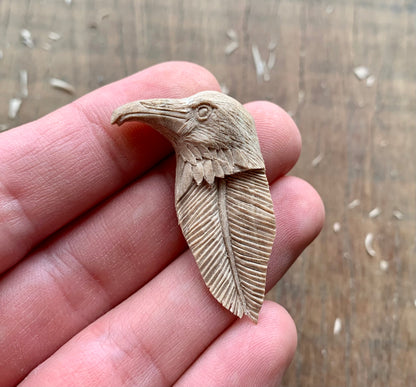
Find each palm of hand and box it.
[0,62,324,387]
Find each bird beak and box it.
[111,98,189,141]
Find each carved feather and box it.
[111,90,277,322]
[176,169,275,322]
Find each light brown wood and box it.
[112,91,276,322]
[1,0,414,385]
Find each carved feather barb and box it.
[111,91,276,322]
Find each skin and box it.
[0,61,324,387]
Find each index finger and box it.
[0,61,220,273]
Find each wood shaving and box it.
[268,41,277,51]
[8,98,22,119]
[41,42,52,51]
[353,66,370,80]
[392,210,404,220]
[380,260,389,271]
[225,28,239,56]
[19,70,28,97]
[267,51,276,70]
[325,5,334,14]
[263,63,270,82]
[378,139,388,147]
[49,78,75,94]
[347,199,360,209]
[333,318,342,335]
[251,44,264,79]
[48,31,62,41]
[226,29,237,41]
[369,207,381,218]
[250,42,277,82]
[220,83,230,95]
[390,169,399,178]
[225,41,239,55]
[0,124,9,132]
[298,90,305,103]
[365,233,376,257]
[311,153,323,167]
[333,222,341,233]
[357,99,365,108]
[20,29,34,48]
[366,75,376,87]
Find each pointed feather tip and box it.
[232,308,258,324]
[230,302,260,323]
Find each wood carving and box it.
[111,91,276,322]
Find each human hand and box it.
[0,62,324,387]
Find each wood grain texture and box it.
[1,0,415,385]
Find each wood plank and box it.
[0,0,414,385]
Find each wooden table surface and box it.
[1,1,415,386]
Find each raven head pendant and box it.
[112,91,276,323]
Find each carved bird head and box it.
[112,91,275,323]
[112,91,264,198]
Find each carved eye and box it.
[196,104,212,121]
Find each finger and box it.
[267,176,326,288]
[1,101,301,386]
[0,61,220,273]
[246,101,301,180]
[20,177,324,387]
[175,302,297,387]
